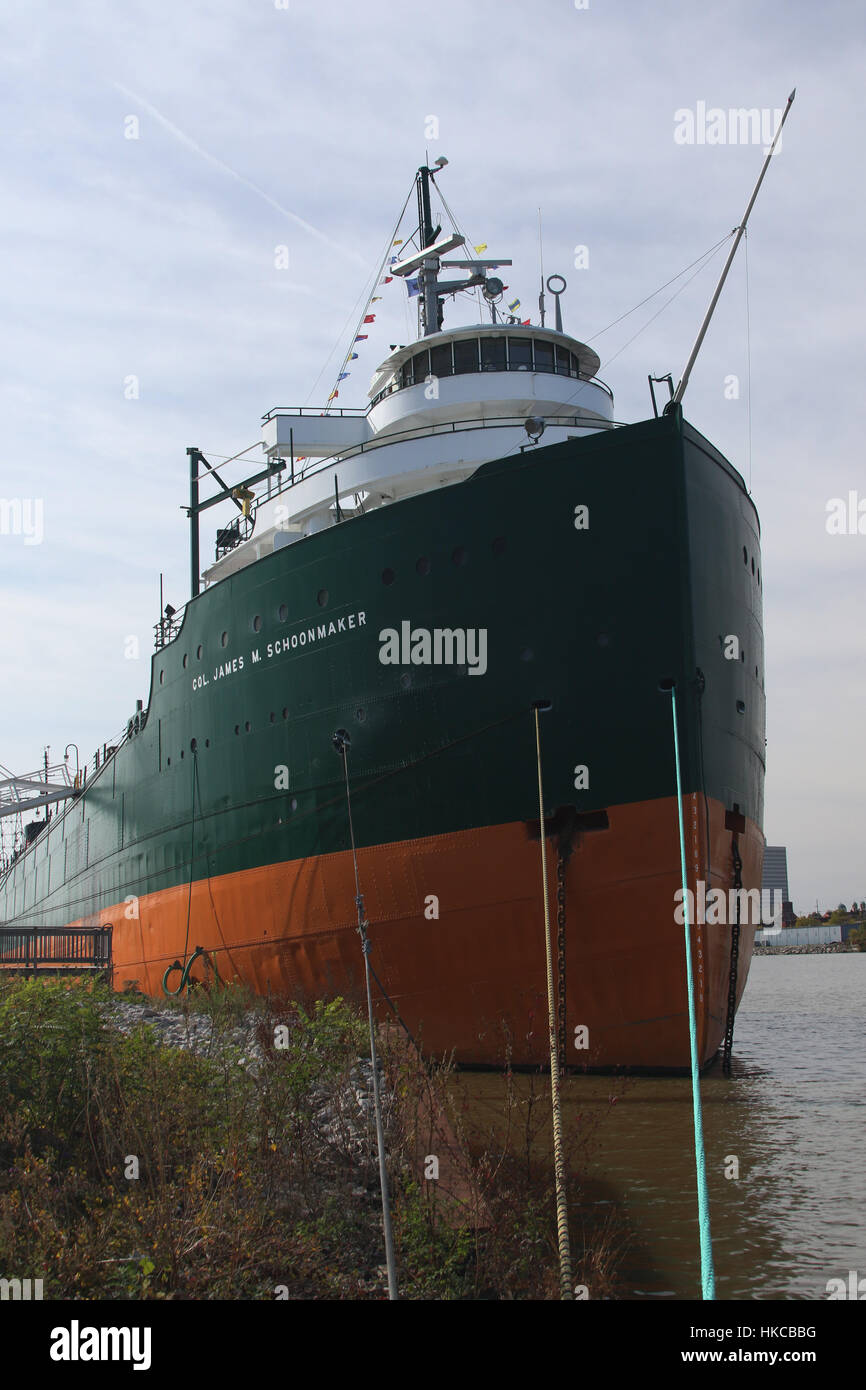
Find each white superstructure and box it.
[203,165,616,586]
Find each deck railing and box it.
[0,925,112,976]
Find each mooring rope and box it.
[667,683,715,1300]
[532,704,574,1301]
[333,729,398,1302]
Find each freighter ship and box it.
[0,159,769,1071]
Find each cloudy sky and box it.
[1,0,863,909]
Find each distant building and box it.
[762,845,796,926]
[755,924,843,948]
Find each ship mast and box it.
[390,161,512,336]
[669,90,795,408]
[416,163,439,336]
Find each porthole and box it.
[382,568,395,585]
[190,738,197,752]
[196,644,203,660]
[253,615,262,633]
[234,725,240,736]
[180,749,185,759]
[755,666,759,678]
[743,547,748,565]
[269,711,276,724]
[740,651,745,662]
[356,708,366,722]
[221,631,229,648]
[244,720,251,733]
[279,603,288,622]
[400,672,411,689]
[282,707,289,720]
[290,797,298,811]
[416,556,431,576]
[751,557,755,575]
[182,653,188,669]
[317,588,329,607]
[166,756,171,766]
[452,546,467,566]
[492,536,506,556]
[736,700,746,714]
[757,569,761,586]
[205,739,210,748]
[159,670,165,685]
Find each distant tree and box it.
[848,925,866,952]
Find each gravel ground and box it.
[99,997,389,1155]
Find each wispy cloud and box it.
[111,81,367,267]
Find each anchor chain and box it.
[722,836,743,1076]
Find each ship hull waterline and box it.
[56,792,759,1072]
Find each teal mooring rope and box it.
[668,683,716,1300]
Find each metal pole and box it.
[333,731,398,1300]
[668,684,715,1299]
[670,90,795,407]
[187,447,200,599]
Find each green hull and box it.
[0,409,765,1067]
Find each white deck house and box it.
[203,323,615,584]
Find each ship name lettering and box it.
[256,611,367,668]
[211,656,244,683]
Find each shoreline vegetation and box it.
[0,977,626,1300]
[753,943,862,955]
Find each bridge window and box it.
[453,339,479,374]
[509,338,533,370]
[481,336,506,372]
[534,340,554,372]
[430,343,452,378]
[408,349,430,386]
[387,333,588,400]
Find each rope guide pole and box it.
[333,729,398,1301]
[667,682,715,1299]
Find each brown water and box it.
[452,954,866,1299]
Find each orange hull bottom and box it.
[73,794,760,1070]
